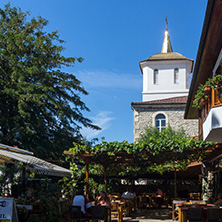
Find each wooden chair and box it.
[162,193,169,208]
[70,206,89,222]
[120,199,130,216]
[188,206,204,222]
[91,205,108,222]
[139,195,147,208]
[172,200,186,221]
[111,201,119,218]
[207,208,222,222]
[111,201,124,222]
[111,193,120,199]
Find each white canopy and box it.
[0,143,70,177]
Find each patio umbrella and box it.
[0,143,70,177]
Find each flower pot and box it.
[200,98,207,107]
[204,86,211,94]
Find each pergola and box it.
[64,144,220,198]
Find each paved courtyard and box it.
[122,208,172,222]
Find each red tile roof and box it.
[131,96,188,105]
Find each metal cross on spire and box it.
[161,16,173,53]
[165,16,168,30]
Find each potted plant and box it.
[193,84,208,108]
[204,85,211,94]
[193,74,222,108]
[209,74,222,90]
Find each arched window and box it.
[154,69,158,85]
[174,68,179,84]
[155,114,166,132]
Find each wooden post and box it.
[86,162,89,199]
[118,204,123,222]
[174,171,177,198]
[104,166,107,192]
[212,89,215,107]
[178,206,183,222]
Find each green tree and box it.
[0,4,100,159]
[138,126,189,148]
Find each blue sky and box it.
[0,0,208,143]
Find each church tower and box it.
[139,22,193,102]
[131,20,198,141]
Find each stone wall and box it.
[133,106,198,141]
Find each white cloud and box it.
[77,70,142,90]
[81,111,115,139]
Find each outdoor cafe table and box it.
[141,193,156,208]
[178,204,222,222]
[111,201,124,222]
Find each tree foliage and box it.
[0,4,99,159]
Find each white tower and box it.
[131,19,198,142]
[139,22,193,102]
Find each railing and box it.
[198,88,222,139]
[200,88,222,122]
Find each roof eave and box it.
[185,0,222,119]
[131,102,186,110]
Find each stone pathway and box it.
[122,208,172,222]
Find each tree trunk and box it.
[201,161,217,203]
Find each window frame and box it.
[174,68,179,84]
[153,113,167,132]
[154,69,159,85]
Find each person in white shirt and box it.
[73,189,92,216]
[121,188,136,199]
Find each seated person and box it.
[73,189,92,217]
[155,188,164,208]
[121,188,136,199]
[95,191,111,206]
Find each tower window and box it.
[155,114,166,132]
[154,69,158,85]
[174,68,179,84]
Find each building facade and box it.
[132,25,198,141]
[185,0,222,143]
[184,0,222,202]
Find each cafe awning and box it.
[0,143,71,177]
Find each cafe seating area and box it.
[69,191,173,222]
[171,200,222,222]
[78,190,222,222]
[70,191,165,222]
[108,191,169,221]
[109,193,138,222]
